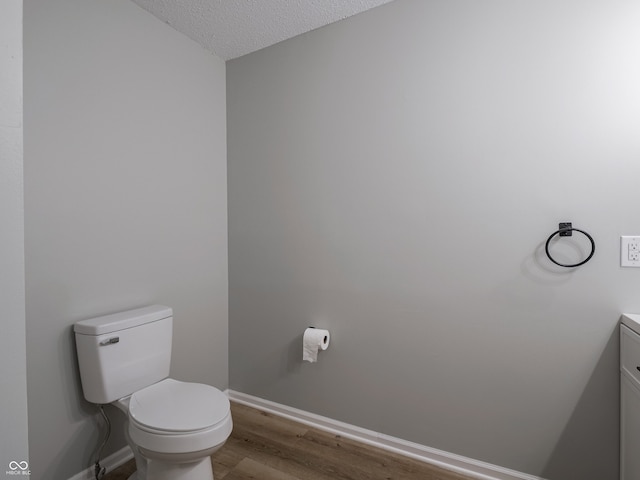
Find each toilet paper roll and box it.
[302,327,330,363]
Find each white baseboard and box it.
[227,390,545,480]
[68,446,133,480]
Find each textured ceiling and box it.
[130,0,396,60]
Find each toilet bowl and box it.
[74,305,233,480]
[114,379,232,480]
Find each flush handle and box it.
[99,337,119,346]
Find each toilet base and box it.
[146,456,213,480]
[128,456,214,480]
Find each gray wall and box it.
[24,1,227,478]
[227,0,640,478]
[0,0,29,472]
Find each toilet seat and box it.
[128,378,233,454]
[130,378,230,432]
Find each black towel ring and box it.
[545,223,595,268]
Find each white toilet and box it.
[74,305,232,480]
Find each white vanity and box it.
[621,314,640,479]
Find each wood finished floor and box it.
[103,402,475,480]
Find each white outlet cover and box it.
[621,236,640,267]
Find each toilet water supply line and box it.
[94,405,111,480]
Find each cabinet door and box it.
[622,374,640,480]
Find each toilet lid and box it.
[129,379,230,433]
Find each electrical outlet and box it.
[621,236,640,267]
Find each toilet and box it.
[74,305,232,480]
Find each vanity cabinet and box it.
[621,316,640,480]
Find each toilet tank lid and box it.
[74,305,172,336]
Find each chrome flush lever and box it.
[99,337,119,346]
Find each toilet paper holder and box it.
[303,327,330,363]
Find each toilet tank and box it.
[74,305,173,404]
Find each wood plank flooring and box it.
[103,402,475,480]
